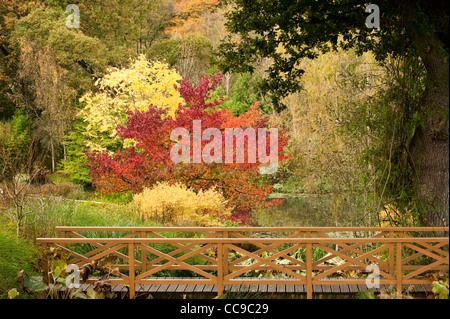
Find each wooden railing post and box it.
[41,243,50,284]
[306,231,313,299]
[217,242,224,297]
[60,230,66,248]
[396,241,402,299]
[306,242,313,299]
[223,231,229,278]
[141,231,147,274]
[129,242,135,299]
[389,231,395,277]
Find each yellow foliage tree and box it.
[78,55,183,152]
[134,182,232,226]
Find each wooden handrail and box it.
[54,226,449,232]
[37,227,449,299]
[36,237,449,243]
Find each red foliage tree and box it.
[86,73,289,224]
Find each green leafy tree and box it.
[0,110,32,177]
[148,33,212,82]
[14,41,77,173]
[59,120,93,185]
[8,7,115,173]
[219,0,449,227]
[0,112,46,237]
[11,7,111,84]
[0,1,46,120]
[47,0,165,57]
[1,1,183,180]
[211,72,265,116]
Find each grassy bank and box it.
[0,194,163,298]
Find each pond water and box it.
[253,194,369,227]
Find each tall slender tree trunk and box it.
[50,137,55,173]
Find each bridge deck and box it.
[69,278,433,299]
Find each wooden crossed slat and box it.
[403,260,448,280]
[402,242,449,280]
[143,231,221,267]
[224,243,307,281]
[312,232,390,269]
[401,242,448,265]
[396,231,449,253]
[402,242,449,264]
[47,243,130,279]
[396,232,449,263]
[50,243,91,264]
[64,231,141,265]
[136,243,217,280]
[313,242,395,280]
[228,231,307,269]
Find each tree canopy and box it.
[219,0,448,110]
[219,0,449,227]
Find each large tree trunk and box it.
[410,42,449,228]
[401,1,449,228]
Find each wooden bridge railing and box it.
[36,226,449,299]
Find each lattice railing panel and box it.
[37,226,449,299]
